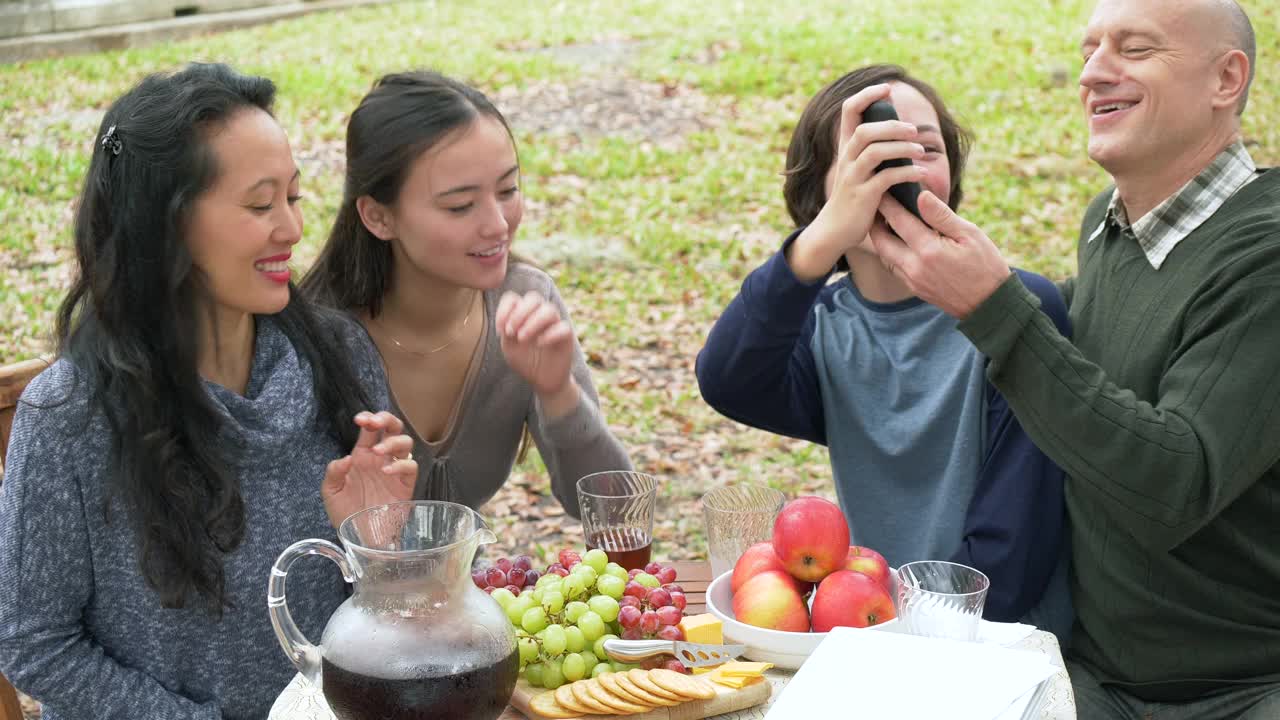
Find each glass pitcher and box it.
[268,501,517,720]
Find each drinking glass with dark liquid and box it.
[268,501,518,720]
[577,471,659,571]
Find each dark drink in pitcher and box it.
[586,527,652,570]
[322,648,519,720]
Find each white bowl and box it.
[704,570,900,670]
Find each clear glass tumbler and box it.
[577,471,659,571]
[700,483,786,580]
[895,560,990,641]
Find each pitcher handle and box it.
[267,538,353,686]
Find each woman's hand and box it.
[321,411,418,529]
[496,290,581,419]
[787,83,928,282]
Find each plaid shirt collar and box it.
[1087,141,1257,269]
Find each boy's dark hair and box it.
[783,65,973,271]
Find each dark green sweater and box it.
[959,169,1280,702]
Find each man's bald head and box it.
[1195,0,1255,114]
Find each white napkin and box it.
[977,620,1037,646]
[765,627,1057,720]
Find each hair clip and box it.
[100,125,122,156]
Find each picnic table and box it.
[270,561,1077,720]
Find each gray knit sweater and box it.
[0,314,389,719]
[393,263,632,518]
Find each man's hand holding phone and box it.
[785,84,930,283]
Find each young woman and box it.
[696,65,1074,640]
[0,63,417,719]
[303,71,631,517]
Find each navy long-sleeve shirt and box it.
[696,235,1073,636]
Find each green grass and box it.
[0,0,1277,556]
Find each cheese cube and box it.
[718,661,774,676]
[678,613,723,645]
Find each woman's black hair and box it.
[56,62,370,613]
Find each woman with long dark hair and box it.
[302,71,630,517]
[0,63,417,718]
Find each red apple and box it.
[844,545,891,592]
[810,570,896,631]
[732,542,810,595]
[732,570,810,633]
[772,497,850,583]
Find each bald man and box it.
[867,1,1278,717]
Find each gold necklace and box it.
[376,290,479,357]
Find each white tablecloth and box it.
[269,630,1076,720]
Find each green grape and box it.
[518,637,539,665]
[542,658,565,690]
[595,574,625,600]
[506,594,536,625]
[593,633,618,660]
[576,610,606,642]
[560,574,586,599]
[564,600,589,624]
[535,574,559,590]
[562,653,587,682]
[634,572,661,589]
[611,661,639,672]
[489,587,516,609]
[577,649,598,669]
[564,625,586,653]
[571,565,599,586]
[541,590,565,616]
[583,548,609,574]
[542,624,568,656]
[590,662,611,678]
[604,562,629,581]
[521,606,549,634]
[529,588,544,605]
[524,662,545,687]
[587,594,620,623]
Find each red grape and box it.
[547,562,566,574]
[644,562,663,575]
[485,568,507,587]
[504,584,522,596]
[663,659,688,674]
[624,581,648,600]
[507,568,527,587]
[483,586,496,595]
[550,567,569,578]
[618,605,642,629]
[513,555,534,572]
[656,624,683,642]
[495,557,513,573]
[656,606,682,626]
[618,595,642,610]
[558,550,582,568]
[523,569,541,586]
[647,588,672,608]
[661,583,684,594]
[656,566,678,584]
[621,626,645,640]
[669,592,687,611]
[627,568,642,579]
[640,610,661,634]
[472,570,488,589]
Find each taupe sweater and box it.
[382,263,632,518]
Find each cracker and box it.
[648,668,716,700]
[627,669,683,702]
[603,670,678,707]
[555,683,595,715]
[570,678,617,714]
[584,678,650,714]
[529,689,584,719]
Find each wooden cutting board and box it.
[507,675,771,720]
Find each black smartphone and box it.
[862,100,924,220]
